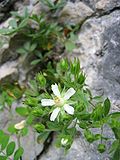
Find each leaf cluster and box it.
[0,8,77,65]
[15,58,120,158]
[0,130,24,160]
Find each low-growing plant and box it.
[14,58,120,160]
[0,2,119,160]
[0,8,77,65]
[0,130,24,160]
[0,83,25,112]
[39,0,66,11]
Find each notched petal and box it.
[51,83,61,97]
[41,99,55,106]
[50,107,60,121]
[63,104,74,115]
[64,88,76,100]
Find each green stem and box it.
[0,150,12,160]
[17,133,22,160]
[101,125,103,143]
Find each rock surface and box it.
[59,2,94,25]
[0,104,43,160]
[73,10,120,104]
[39,131,113,160]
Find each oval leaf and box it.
[14,147,24,160]
[1,135,9,150]
[6,141,15,156]
[104,98,111,116]
[16,107,29,116]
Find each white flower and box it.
[61,138,68,146]
[14,120,26,130]
[41,83,76,121]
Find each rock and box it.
[95,0,120,12]
[81,0,120,13]
[0,35,10,61]
[0,61,18,81]
[39,130,113,160]
[72,10,120,103]
[0,102,43,160]
[32,2,41,15]
[0,0,18,22]
[20,128,43,160]
[59,2,94,25]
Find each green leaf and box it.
[112,146,120,160]
[0,156,7,160]
[30,43,37,52]
[36,73,46,87]
[21,127,28,136]
[14,147,24,160]
[104,98,111,116]
[112,128,120,140]
[79,121,88,129]
[78,73,85,84]
[109,112,120,118]
[26,114,34,125]
[7,124,16,134]
[31,59,41,65]
[31,108,44,117]
[91,104,104,121]
[97,144,106,153]
[0,130,4,144]
[9,19,17,28]
[16,107,29,116]
[65,40,76,53]
[17,48,27,55]
[0,28,14,35]
[40,0,54,8]
[109,140,119,154]
[69,32,78,41]
[47,121,62,131]
[1,134,9,150]
[84,129,95,143]
[19,18,28,28]
[6,141,15,156]
[34,124,45,132]
[77,113,91,121]
[24,41,31,51]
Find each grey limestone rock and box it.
[73,10,120,103]
[59,1,94,25]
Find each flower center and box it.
[54,97,64,106]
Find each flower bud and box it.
[61,138,68,146]
[36,73,46,87]
[97,144,106,153]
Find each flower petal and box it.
[63,104,74,115]
[14,120,26,130]
[50,107,60,121]
[41,99,55,106]
[51,84,61,97]
[64,88,76,100]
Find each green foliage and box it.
[40,0,66,11]
[0,83,25,110]
[16,107,29,117]
[6,142,16,156]
[0,130,24,160]
[0,3,119,158]
[0,9,77,65]
[97,144,106,153]
[17,58,120,159]
[14,147,24,160]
